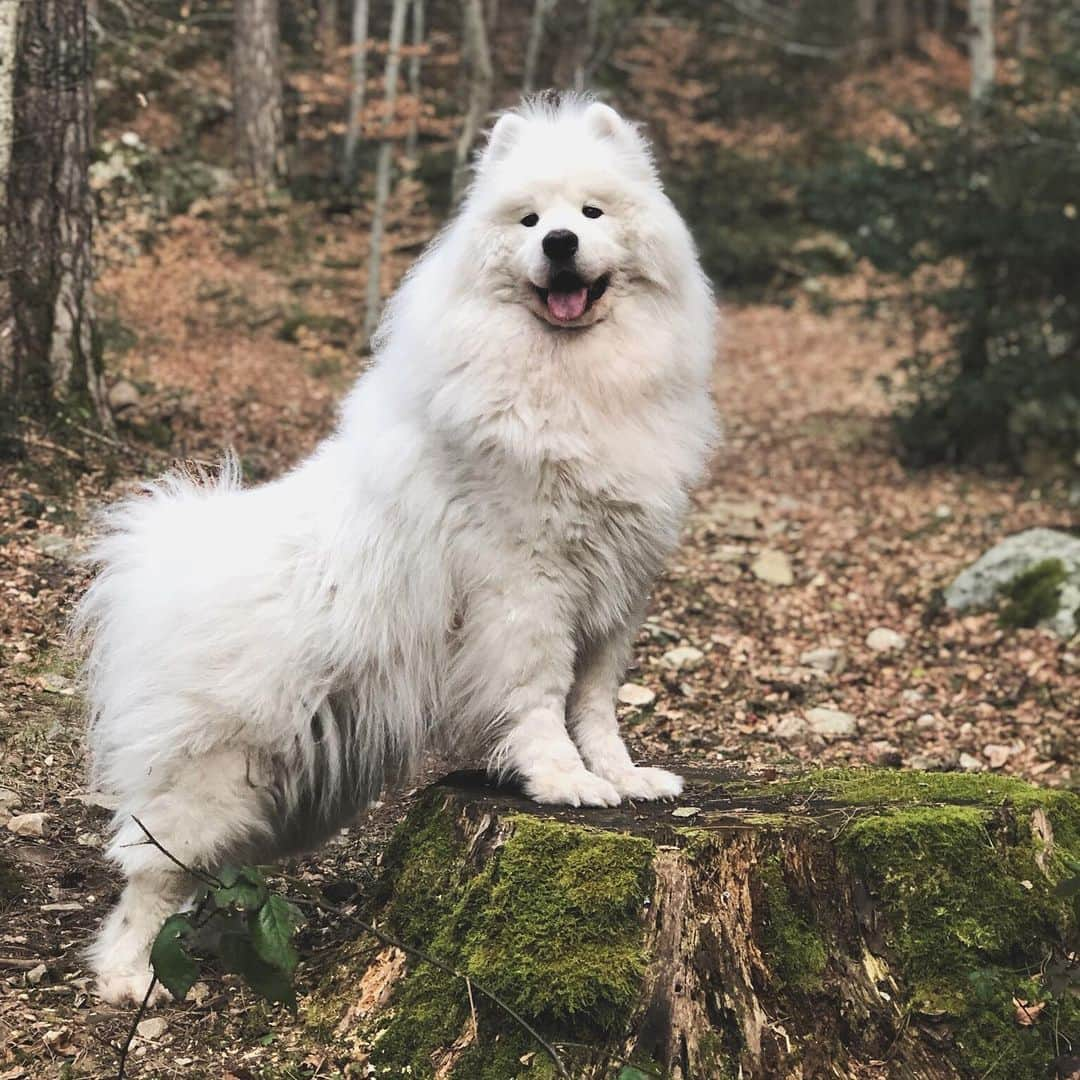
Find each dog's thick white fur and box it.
[75,94,717,1005]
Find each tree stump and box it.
[302,767,1080,1079]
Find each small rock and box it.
[900,688,924,705]
[26,963,47,986]
[136,1017,168,1041]
[983,744,1013,769]
[806,707,858,741]
[773,715,808,742]
[7,812,47,837]
[70,791,121,812]
[671,806,701,819]
[908,753,947,771]
[0,788,19,813]
[870,741,903,768]
[617,683,656,708]
[915,713,938,731]
[751,549,794,587]
[107,379,141,413]
[866,627,907,653]
[661,646,705,672]
[799,646,844,674]
[38,672,74,696]
[76,831,101,848]
[959,752,985,773]
[33,534,82,563]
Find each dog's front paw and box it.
[600,765,684,801]
[96,967,169,1007]
[523,767,621,808]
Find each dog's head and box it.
[461,96,693,331]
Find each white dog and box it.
[75,94,717,1005]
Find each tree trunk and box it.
[885,0,910,55]
[450,0,493,205]
[318,0,338,56]
[404,0,424,161]
[969,0,994,109]
[0,0,110,432]
[232,0,287,189]
[855,0,878,64]
[361,0,408,343]
[933,0,948,36]
[522,0,555,95]
[573,0,601,91]
[301,767,1080,1078]
[341,0,369,187]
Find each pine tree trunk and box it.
[404,0,424,160]
[233,0,287,189]
[361,0,408,343]
[969,0,995,109]
[341,0,369,187]
[302,768,1080,1079]
[450,0,493,205]
[0,0,110,432]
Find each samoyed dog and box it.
[76,94,717,1004]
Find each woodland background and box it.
[0,0,1079,1076]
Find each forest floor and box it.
[1,191,1078,1078]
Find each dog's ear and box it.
[483,112,528,164]
[583,102,627,141]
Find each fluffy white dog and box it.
[75,94,717,1004]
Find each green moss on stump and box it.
[361,795,655,1077]
[999,557,1067,628]
[759,855,828,993]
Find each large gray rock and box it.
[945,527,1080,638]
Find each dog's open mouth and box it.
[533,270,610,324]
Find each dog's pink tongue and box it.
[547,287,588,322]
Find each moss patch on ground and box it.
[318,793,656,1078]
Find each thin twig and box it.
[115,971,160,1079]
[128,816,223,889]
[287,886,571,1079]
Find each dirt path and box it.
[1,220,1076,1075]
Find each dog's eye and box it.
[582,206,604,219]
[520,213,539,227]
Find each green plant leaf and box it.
[251,893,303,974]
[150,913,199,1001]
[219,930,297,1010]
[617,1067,654,1080]
[213,865,269,912]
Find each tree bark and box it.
[969,0,995,109]
[522,0,555,95]
[318,0,338,56]
[0,0,110,432]
[404,0,424,161]
[855,0,878,64]
[341,0,369,187]
[450,0,493,205]
[303,767,1080,1079]
[885,0,911,55]
[361,0,408,343]
[232,0,287,189]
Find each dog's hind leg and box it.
[90,747,274,1006]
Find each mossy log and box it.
[302,768,1080,1079]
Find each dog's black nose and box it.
[542,229,578,261]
